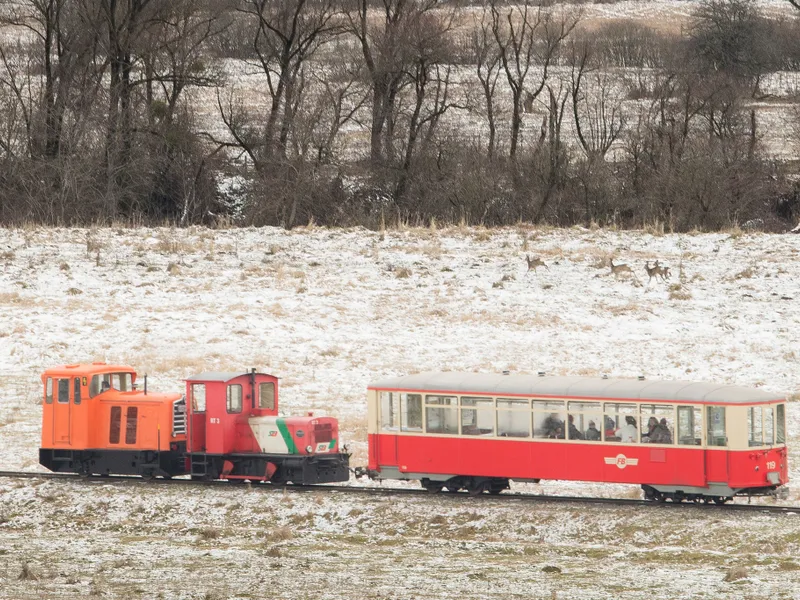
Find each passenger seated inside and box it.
[542,413,563,438]
[643,416,659,442]
[585,420,600,441]
[100,380,110,392]
[568,415,584,440]
[550,425,565,439]
[604,416,617,439]
[615,416,638,443]
[655,418,673,444]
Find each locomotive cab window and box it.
[497,399,530,438]
[425,395,458,434]
[73,378,81,405]
[380,392,399,430]
[776,404,786,444]
[259,382,275,410]
[45,378,53,404]
[227,384,242,414]
[90,372,133,397]
[533,400,565,439]
[460,397,494,436]
[191,383,206,413]
[707,406,726,447]
[400,393,422,431]
[57,378,69,403]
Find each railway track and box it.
[1,469,797,515]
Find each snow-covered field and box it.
[0,225,799,599]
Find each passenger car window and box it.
[763,407,774,445]
[640,404,674,444]
[400,393,422,431]
[497,399,530,438]
[533,400,565,439]
[259,382,275,410]
[425,395,457,434]
[380,392,399,430]
[191,383,206,412]
[567,401,601,441]
[776,404,785,444]
[707,406,726,447]
[227,384,242,413]
[677,406,702,445]
[603,402,638,443]
[747,407,763,447]
[460,397,494,436]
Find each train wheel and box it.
[713,496,729,505]
[467,481,488,497]
[421,479,443,493]
[445,485,461,493]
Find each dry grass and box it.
[723,566,749,582]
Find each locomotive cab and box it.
[39,363,187,477]
[185,370,350,484]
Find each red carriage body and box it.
[366,373,789,500]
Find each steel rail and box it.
[0,469,796,515]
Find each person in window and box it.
[550,425,565,439]
[585,420,601,441]
[604,417,617,439]
[100,380,110,393]
[643,417,659,442]
[615,416,638,443]
[568,415,584,440]
[542,413,563,437]
[651,418,673,444]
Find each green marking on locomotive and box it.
[276,418,299,454]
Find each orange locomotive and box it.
[39,363,350,484]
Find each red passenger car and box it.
[366,373,789,502]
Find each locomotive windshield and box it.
[89,372,133,397]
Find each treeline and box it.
[0,0,799,231]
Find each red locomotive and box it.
[365,372,789,503]
[39,363,350,484]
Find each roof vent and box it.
[537,371,546,377]
[638,375,645,381]
[502,370,510,376]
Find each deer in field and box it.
[609,258,639,283]
[526,255,548,273]
[644,260,671,283]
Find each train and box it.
[364,372,790,503]
[39,363,350,484]
[38,364,790,503]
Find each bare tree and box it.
[569,39,626,161]
[490,0,579,159]
[468,5,502,159]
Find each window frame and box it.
[45,378,53,404]
[227,384,243,414]
[57,378,69,404]
[125,406,138,445]
[191,383,206,413]
[258,382,275,410]
[73,378,82,405]
[109,406,122,444]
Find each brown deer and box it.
[644,260,670,283]
[526,255,548,273]
[609,258,638,283]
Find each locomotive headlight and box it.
[306,445,313,454]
